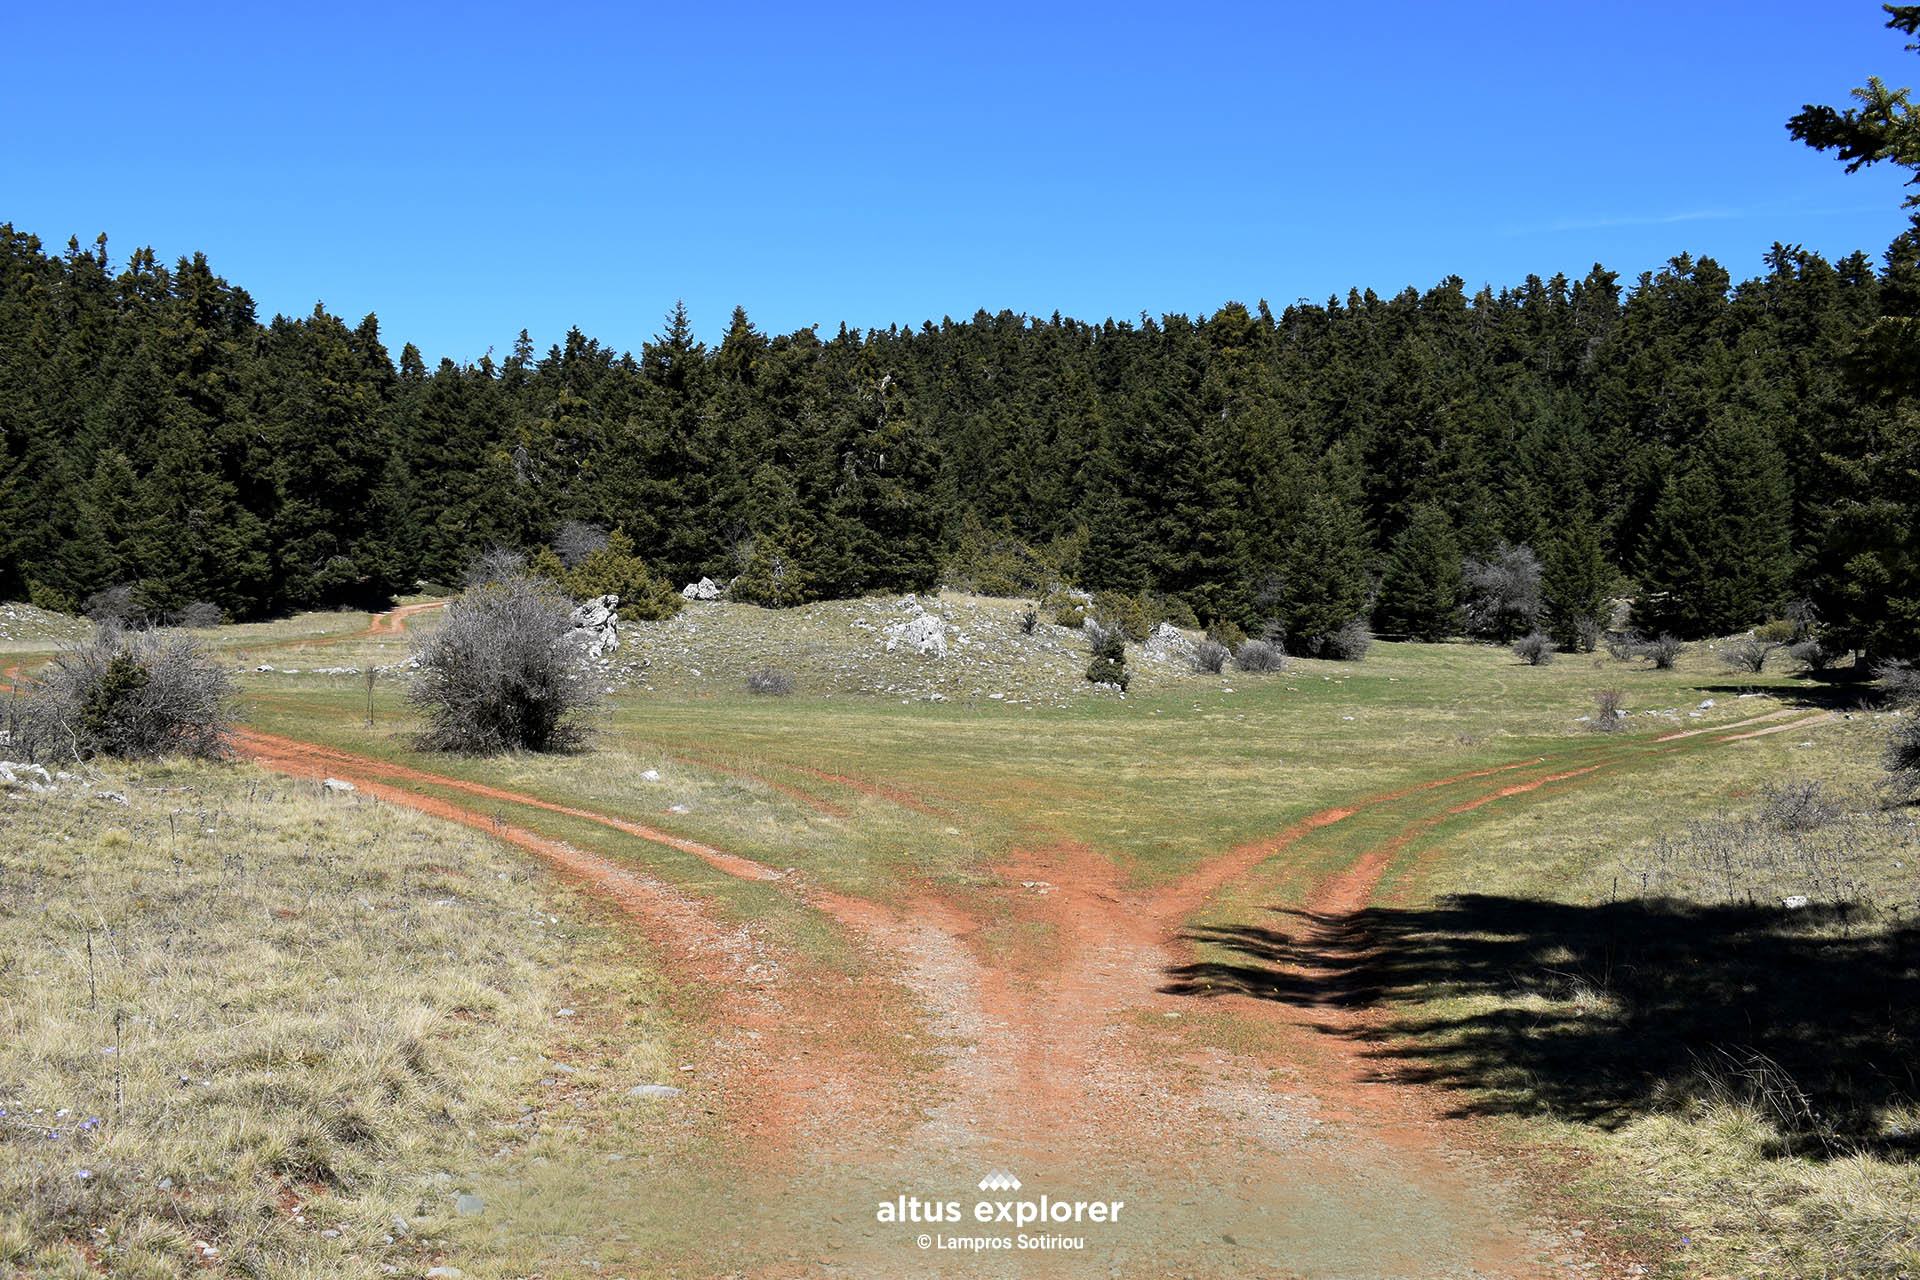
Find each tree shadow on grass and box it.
[1164,895,1920,1158]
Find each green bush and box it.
[1085,625,1131,690]
[1094,591,1151,643]
[565,530,684,621]
[731,535,811,608]
[1051,600,1087,629]
[24,627,235,761]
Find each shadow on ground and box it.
[1165,895,1920,1157]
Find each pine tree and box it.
[1540,515,1610,649]
[1372,504,1461,641]
[1271,481,1372,653]
[1635,414,1793,638]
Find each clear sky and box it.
[4,2,1914,364]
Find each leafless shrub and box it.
[1232,638,1286,673]
[551,520,610,570]
[1645,634,1685,669]
[1310,617,1373,661]
[1572,615,1603,654]
[746,667,795,696]
[1787,637,1837,672]
[171,600,225,629]
[462,546,527,590]
[1876,659,1920,709]
[1512,631,1554,665]
[408,576,600,753]
[82,583,142,627]
[1721,635,1783,674]
[22,626,235,761]
[1191,639,1229,674]
[1758,779,1843,833]
[1887,716,1920,804]
[1605,628,1643,661]
[1082,618,1117,655]
[1463,542,1542,641]
[1589,688,1627,732]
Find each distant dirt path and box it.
[231,706,1833,1278]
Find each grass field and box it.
[3,597,1914,1278]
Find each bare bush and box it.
[1512,631,1554,665]
[1758,779,1843,833]
[1887,716,1920,804]
[82,583,142,628]
[463,545,528,590]
[1787,637,1837,672]
[745,667,796,696]
[172,600,225,629]
[408,577,600,753]
[551,520,610,570]
[1572,615,1603,654]
[1645,634,1686,669]
[1605,628,1643,661]
[1876,659,1920,708]
[22,627,234,761]
[1232,638,1286,673]
[1721,635,1782,674]
[1463,542,1542,641]
[1589,688,1627,732]
[1191,639,1229,674]
[1315,617,1373,661]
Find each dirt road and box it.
[229,611,1828,1277]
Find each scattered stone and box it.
[681,577,723,601]
[391,1214,410,1237]
[1782,895,1811,910]
[640,769,662,782]
[321,778,356,793]
[425,1268,465,1279]
[454,1193,486,1217]
[627,1083,684,1100]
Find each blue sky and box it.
[4,2,1914,363]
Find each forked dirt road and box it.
[230,609,1830,1276]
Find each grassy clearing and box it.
[1374,717,1920,1279]
[10,593,1906,1278]
[0,762,695,1279]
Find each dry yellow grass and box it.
[0,762,681,1279]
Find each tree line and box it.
[1,225,1916,658]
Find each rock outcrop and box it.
[567,594,621,660]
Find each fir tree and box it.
[1372,504,1461,641]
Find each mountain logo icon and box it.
[977,1170,1022,1192]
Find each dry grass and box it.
[0,762,678,1278]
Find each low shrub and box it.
[1589,687,1627,732]
[23,627,235,761]
[1085,626,1130,691]
[463,546,526,590]
[1093,591,1152,643]
[1232,638,1286,673]
[1721,635,1782,674]
[1316,617,1372,661]
[408,576,601,754]
[1572,615,1603,654]
[1016,609,1039,636]
[746,667,796,696]
[1787,637,1837,672]
[82,583,142,627]
[1876,659,1920,708]
[1051,600,1087,629]
[1758,779,1843,833]
[1888,716,1920,803]
[1191,639,1229,674]
[1645,634,1685,669]
[1512,631,1554,665]
[172,600,225,629]
[1208,620,1248,650]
